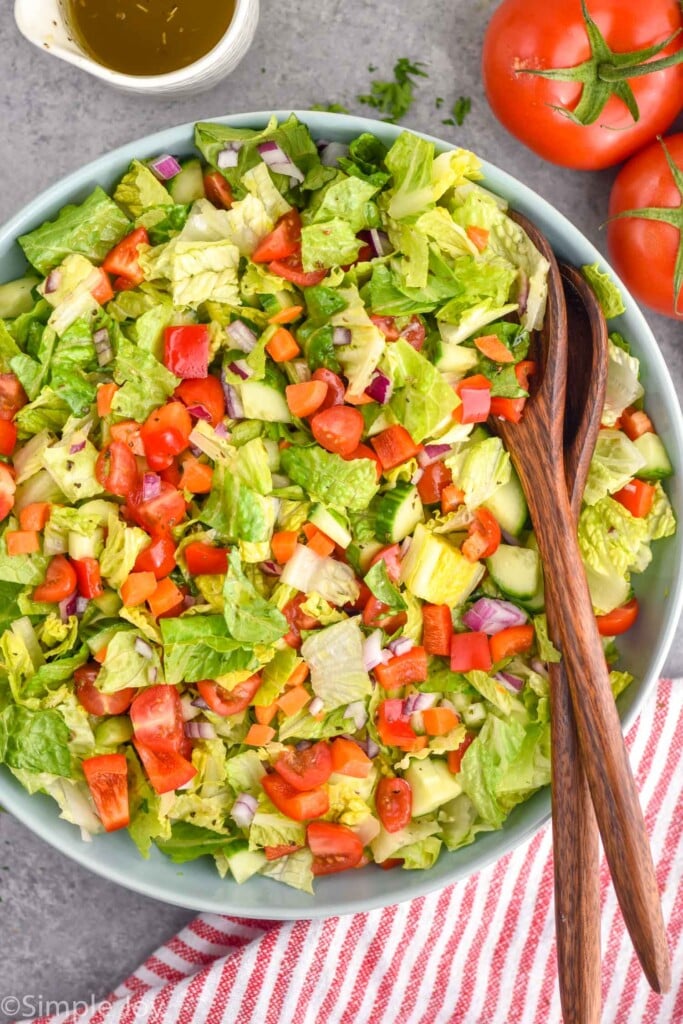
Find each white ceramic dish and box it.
[14,0,260,96]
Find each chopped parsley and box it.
[357,57,428,123]
[442,95,472,127]
[311,102,351,114]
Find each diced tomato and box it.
[466,225,490,252]
[489,624,535,662]
[343,443,382,481]
[621,407,654,441]
[33,554,77,603]
[447,732,475,774]
[375,646,428,689]
[121,570,157,607]
[126,481,187,534]
[82,754,130,832]
[140,401,193,471]
[490,360,536,423]
[261,772,330,821]
[134,741,197,794]
[454,375,491,424]
[274,741,333,791]
[164,325,210,379]
[371,313,401,341]
[19,502,51,532]
[450,631,493,672]
[180,456,213,493]
[102,227,149,286]
[614,479,656,518]
[329,737,373,778]
[90,268,114,306]
[0,419,17,455]
[184,540,229,575]
[160,460,182,488]
[0,463,15,523]
[376,699,425,751]
[134,533,177,580]
[307,821,364,875]
[310,405,364,457]
[271,530,298,565]
[371,425,421,471]
[110,419,145,456]
[197,674,262,716]
[148,577,184,619]
[252,210,301,263]
[462,507,502,562]
[377,857,404,870]
[113,275,137,292]
[311,368,345,409]
[422,706,460,736]
[282,593,320,648]
[5,530,40,556]
[369,543,402,584]
[422,604,453,656]
[203,171,233,209]
[130,684,185,753]
[0,373,27,421]
[74,662,135,716]
[264,843,303,861]
[72,557,104,600]
[269,252,328,288]
[95,441,139,497]
[417,461,452,505]
[375,776,412,833]
[596,597,640,637]
[362,594,408,633]
[474,333,514,363]
[174,376,226,427]
[440,483,465,514]
[399,316,426,351]
[286,380,328,418]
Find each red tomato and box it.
[375,776,412,833]
[596,597,640,636]
[134,741,197,794]
[370,315,400,341]
[362,595,408,633]
[140,401,192,471]
[196,674,261,716]
[164,325,210,379]
[110,419,145,456]
[261,772,330,821]
[175,376,226,427]
[311,368,345,410]
[96,441,139,497]
[82,754,130,831]
[203,171,233,210]
[447,733,476,775]
[281,593,320,648]
[462,508,502,562]
[417,461,453,505]
[0,463,16,522]
[33,555,77,603]
[0,373,27,421]
[72,557,104,599]
[376,699,423,751]
[75,662,135,716]
[130,685,185,753]
[269,253,327,287]
[608,134,683,319]
[252,210,301,263]
[310,406,364,457]
[482,0,683,170]
[264,843,303,860]
[369,543,402,584]
[274,742,333,792]
[102,227,149,286]
[307,821,364,875]
[399,316,426,351]
[184,541,229,575]
[0,420,17,455]
[126,481,187,534]
[134,533,177,579]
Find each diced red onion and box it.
[366,738,380,759]
[223,381,244,420]
[332,326,351,347]
[141,472,162,502]
[181,694,201,721]
[410,710,424,733]
[148,154,183,180]
[320,142,350,167]
[462,598,528,635]
[365,370,393,404]
[231,792,258,828]
[260,560,283,577]
[257,141,305,183]
[134,637,153,660]
[214,422,230,439]
[186,403,212,422]
[93,327,113,367]
[191,696,210,710]
[344,700,368,731]
[403,691,437,716]
[226,320,257,353]
[184,720,217,740]
[147,666,158,684]
[496,671,525,693]
[309,696,324,716]
[182,594,198,610]
[411,467,424,485]
[363,629,385,671]
[296,740,314,751]
[58,592,77,622]
[388,636,414,657]
[69,440,86,454]
[399,536,412,559]
[517,270,529,318]
[417,444,451,468]
[44,268,62,294]
[75,597,89,616]
[369,228,391,257]
[291,359,311,383]
[228,359,253,381]
[531,658,549,679]
[189,444,203,458]
[500,528,522,547]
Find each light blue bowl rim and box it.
[0,111,681,919]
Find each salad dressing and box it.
[65,0,236,77]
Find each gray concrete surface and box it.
[0,0,681,1018]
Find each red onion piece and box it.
[147,666,158,684]
[531,658,549,679]
[226,320,257,353]
[411,467,424,485]
[363,629,385,671]
[399,537,412,559]
[217,149,239,169]
[260,560,283,577]
[191,696,210,710]
[403,691,437,716]
[291,359,311,383]
[500,528,523,547]
[69,440,86,454]
[222,376,245,420]
[58,591,78,622]
[228,359,253,381]
[186,403,212,422]
[344,700,368,731]
[214,422,230,439]
[184,720,217,740]
[366,738,380,759]
[332,326,351,346]
[462,598,528,635]
[517,270,529,318]
[181,695,201,722]
[417,443,451,468]
[388,636,414,657]
[257,141,305,183]
[231,792,258,828]
[134,637,153,660]
[309,696,324,716]
[369,228,391,257]
[141,473,162,502]
[364,370,393,404]
[149,154,183,180]
[93,327,112,367]
[496,671,525,693]
[44,268,62,294]
[75,597,89,616]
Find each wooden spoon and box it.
[548,263,608,1024]
[493,212,671,994]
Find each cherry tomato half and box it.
[33,555,77,603]
[274,742,333,792]
[307,821,364,875]
[95,441,139,497]
[196,674,262,716]
[130,684,185,753]
[375,776,413,833]
[310,406,364,457]
[75,662,135,716]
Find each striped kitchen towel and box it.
[28,677,683,1024]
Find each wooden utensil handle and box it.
[526,456,671,993]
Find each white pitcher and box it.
[13,0,260,96]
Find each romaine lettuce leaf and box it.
[307,175,379,232]
[111,335,179,421]
[99,510,150,589]
[384,131,435,220]
[301,219,361,272]
[156,821,236,864]
[602,338,644,427]
[581,263,625,320]
[301,617,372,711]
[223,551,287,645]
[280,445,379,511]
[0,705,72,777]
[96,630,162,694]
[583,429,646,505]
[114,160,173,218]
[160,614,258,683]
[364,559,407,612]
[259,847,315,893]
[386,337,458,442]
[446,435,511,509]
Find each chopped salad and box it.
[0,116,675,892]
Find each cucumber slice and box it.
[486,544,540,600]
[482,470,528,536]
[226,845,267,884]
[429,335,479,375]
[375,483,424,543]
[168,159,205,204]
[92,590,122,616]
[67,528,104,561]
[404,758,463,817]
[0,276,39,318]
[309,504,352,548]
[633,432,673,480]
[239,378,292,423]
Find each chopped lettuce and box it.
[582,263,625,319]
[111,335,179,421]
[583,429,646,506]
[301,618,372,711]
[386,337,458,442]
[95,630,163,694]
[301,219,361,272]
[446,436,511,509]
[160,615,258,684]
[114,160,174,218]
[602,338,644,427]
[280,445,379,511]
[223,551,287,645]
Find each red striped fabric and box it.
[27,678,683,1024]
